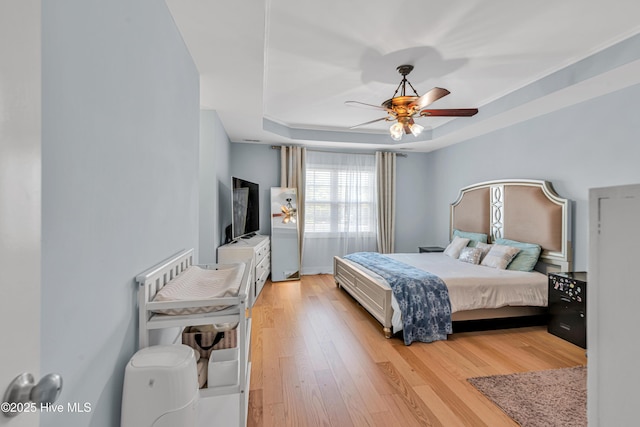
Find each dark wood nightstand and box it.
[419,246,445,253]
[548,272,587,349]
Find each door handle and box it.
[2,372,63,418]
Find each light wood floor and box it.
[247,275,586,427]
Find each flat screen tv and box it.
[231,177,260,240]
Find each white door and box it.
[588,184,640,426]
[0,1,41,426]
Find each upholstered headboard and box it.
[450,179,572,272]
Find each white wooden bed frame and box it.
[334,179,573,338]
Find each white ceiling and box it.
[166,0,640,152]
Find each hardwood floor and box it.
[247,275,586,427]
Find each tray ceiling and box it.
[167,0,640,152]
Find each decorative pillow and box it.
[443,236,470,258]
[494,238,542,272]
[458,247,483,265]
[480,244,521,269]
[453,229,488,248]
[475,242,493,261]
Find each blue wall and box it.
[41,1,200,425]
[394,152,433,252]
[200,110,232,263]
[229,143,281,238]
[428,83,640,270]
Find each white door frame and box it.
[0,1,41,426]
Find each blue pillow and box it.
[453,229,488,248]
[494,238,541,272]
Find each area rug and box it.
[468,366,586,427]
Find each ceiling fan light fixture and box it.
[389,122,403,140]
[346,65,478,139]
[409,123,424,137]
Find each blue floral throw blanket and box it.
[344,252,452,345]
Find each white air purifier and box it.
[121,344,199,427]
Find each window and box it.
[304,151,377,236]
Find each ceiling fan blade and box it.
[419,108,478,117]
[345,100,393,113]
[409,87,450,110]
[349,116,389,129]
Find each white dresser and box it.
[217,234,270,306]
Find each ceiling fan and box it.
[346,64,478,141]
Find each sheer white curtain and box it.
[302,151,377,274]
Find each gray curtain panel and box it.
[280,146,306,263]
[376,151,396,253]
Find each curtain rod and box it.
[270,145,408,158]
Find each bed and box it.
[333,179,572,341]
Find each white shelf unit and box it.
[136,249,253,427]
[218,234,270,306]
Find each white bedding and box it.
[345,253,548,332]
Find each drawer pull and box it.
[559,323,571,331]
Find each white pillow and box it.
[475,242,493,262]
[444,236,470,258]
[480,244,521,269]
